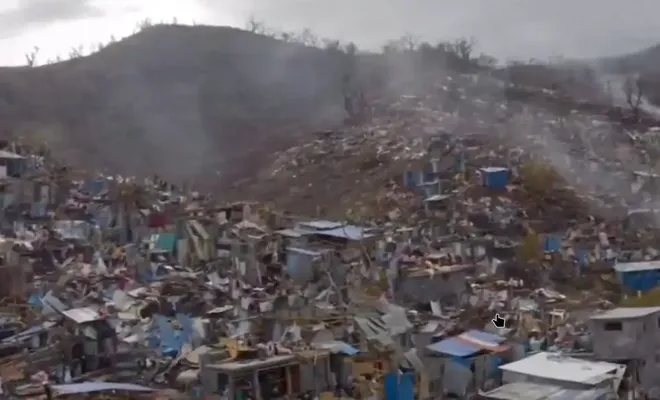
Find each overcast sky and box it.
[0,0,658,66]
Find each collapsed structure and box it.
[3,71,660,399]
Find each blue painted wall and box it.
[482,169,510,189]
[620,270,660,292]
[385,372,415,400]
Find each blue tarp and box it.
[28,293,43,308]
[320,341,359,355]
[426,330,507,357]
[152,313,194,357]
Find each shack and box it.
[479,167,510,190]
[613,261,660,293]
[202,351,333,398]
[0,150,27,178]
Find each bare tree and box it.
[322,39,341,52]
[624,75,643,121]
[298,28,318,47]
[381,35,417,53]
[25,46,39,67]
[476,54,497,69]
[278,31,294,42]
[400,33,418,52]
[344,42,357,56]
[68,45,84,59]
[245,16,265,34]
[136,18,153,32]
[382,40,402,54]
[451,38,474,62]
[605,80,614,105]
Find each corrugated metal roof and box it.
[275,228,309,237]
[313,340,359,355]
[0,150,24,159]
[61,307,101,324]
[546,386,612,400]
[51,382,155,395]
[287,247,322,256]
[590,307,660,320]
[480,382,612,400]
[298,220,343,230]
[498,352,625,385]
[315,225,375,241]
[614,260,660,273]
[480,167,509,173]
[424,194,452,202]
[480,382,561,400]
[426,329,507,357]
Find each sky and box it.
[0,0,659,66]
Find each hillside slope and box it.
[597,44,660,107]
[0,25,352,185]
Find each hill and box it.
[0,24,353,186]
[597,44,660,107]
[3,23,659,200]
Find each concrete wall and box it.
[589,313,660,395]
[300,356,333,392]
[200,354,333,396]
[589,315,655,360]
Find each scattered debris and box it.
[3,66,660,400]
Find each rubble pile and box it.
[2,69,660,399]
[240,72,659,224]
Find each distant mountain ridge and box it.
[595,43,660,107]
[0,25,351,187]
[2,23,657,191]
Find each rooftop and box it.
[0,150,25,159]
[207,354,297,372]
[479,167,509,173]
[480,382,613,400]
[498,352,624,385]
[613,260,660,273]
[589,307,660,320]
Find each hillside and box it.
[597,44,660,107]
[0,25,353,186]
[2,23,659,199]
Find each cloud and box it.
[198,0,660,60]
[0,0,104,38]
